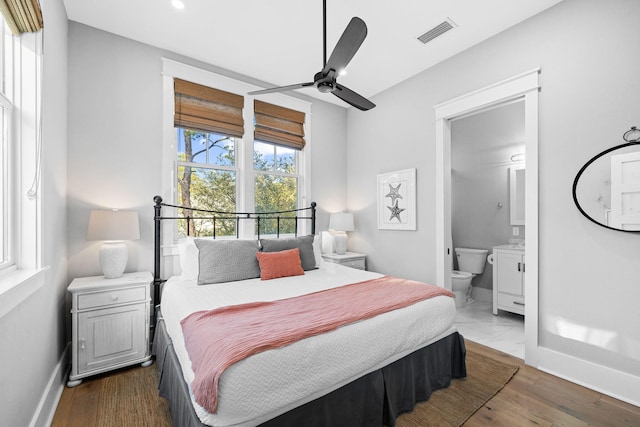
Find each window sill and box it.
[0,267,48,319]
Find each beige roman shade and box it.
[0,0,43,35]
[254,100,306,150]
[174,78,244,137]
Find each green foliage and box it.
[254,149,298,235]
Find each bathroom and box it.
[450,99,526,356]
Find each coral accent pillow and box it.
[256,248,305,280]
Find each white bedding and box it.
[161,262,457,427]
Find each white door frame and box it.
[434,69,540,365]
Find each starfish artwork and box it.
[385,183,403,205]
[387,199,405,222]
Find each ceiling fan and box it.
[248,0,375,111]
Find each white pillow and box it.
[178,237,199,281]
[313,234,324,267]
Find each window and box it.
[254,140,298,235]
[252,99,305,236]
[164,59,311,240]
[176,129,237,237]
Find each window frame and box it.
[0,91,13,273]
[161,58,312,246]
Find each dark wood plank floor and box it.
[51,340,640,426]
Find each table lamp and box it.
[329,212,354,255]
[87,209,140,278]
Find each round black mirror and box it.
[572,127,640,232]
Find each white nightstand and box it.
[322,252,367,270]
[67,271,153,387]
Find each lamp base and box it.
[99,242,128,279]
[334,232,348,255]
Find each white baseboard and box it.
[536,346,640,408]
[29,342,70,427]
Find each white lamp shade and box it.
[329,212,354,231]
[87,209,140,241]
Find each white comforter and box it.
[161,262,457,427]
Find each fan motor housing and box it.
[317,81,334,93]
[314,70,336,93]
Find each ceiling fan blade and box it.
[249,82,314,95]
[322,17,367,74]
[333,83,375,111]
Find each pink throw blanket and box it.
[181,276,454,413]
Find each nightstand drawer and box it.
[78,286,146,310]
[343,259,365,269]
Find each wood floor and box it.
[51,340,640,426]
[463,341,640,426]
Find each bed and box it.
[151,196,466,427]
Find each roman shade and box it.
[254,100,306,150]
[174,78,244,138]
[0,0,43,35]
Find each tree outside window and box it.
[176,131,300,237]
[254,140,298,235]
[176,128,237,237]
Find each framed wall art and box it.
[377,168,416,230]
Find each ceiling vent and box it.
[417,18,457,44]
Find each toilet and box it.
[452,247,488,308]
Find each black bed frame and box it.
[152,195,317,310]
[150,195,466,427]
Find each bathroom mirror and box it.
[510,166,525,225]
[572,127,640,232]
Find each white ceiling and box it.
[62,0,563,108]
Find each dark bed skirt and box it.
[152,313,466,427]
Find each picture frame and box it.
[377,168,416,230]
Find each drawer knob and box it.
[111,295,119,301]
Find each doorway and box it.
[434,69,540,365]
[450,100,526,358]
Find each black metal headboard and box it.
[152,195,317,308]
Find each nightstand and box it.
[67,271,153,387]
[322,252,366,270]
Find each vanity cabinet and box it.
[492,245,525,315]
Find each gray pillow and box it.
[194,239,260,284]
[259,235,316,271]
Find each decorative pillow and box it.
[256,248,305,280]
[194,239,260,285]
[178,237,199,281]
[259,235,316,271]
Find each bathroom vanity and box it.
[492,244,525,315]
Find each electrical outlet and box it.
[512,227,520,236]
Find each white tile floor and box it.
[453,300,525,359]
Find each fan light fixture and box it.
[248,0,375,111]
[171,0,185,10]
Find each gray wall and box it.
[451,101,525,291]
[66,22,349,281]
[347,0,640,380]
[0,0,69,425]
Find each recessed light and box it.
[172,0,185,10]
